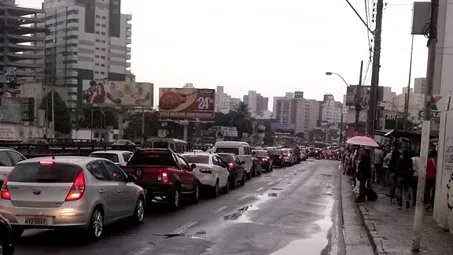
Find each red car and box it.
[123,148,199,210]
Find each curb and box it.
[356,203,388,255]
[348,178,388,255]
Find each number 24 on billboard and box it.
[197,97,213,110]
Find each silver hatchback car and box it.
[0,156,146,240]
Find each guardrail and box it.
[0,143,139,158]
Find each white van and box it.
[213,141,253,178]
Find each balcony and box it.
[126,46,131,52]
[126,30,131,37]
[126,62,131,68]
[126,38,131,44]
[127,23,132,29]
[126,53,131,60]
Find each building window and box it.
[96,23,100,27]
[101,64,105,67]
[95,63,99,66]
[101,32,106,35]
[101,48,105,51]
[95,47,100,50]
[102,16,106,19]
[95,71,99,74]
[101,56,105,59]
[95,39,100,42]
[96,15,100,18]
[101,72,105,74]
[101,40,106,43]
[95,31,100,34]
[101,24,106,27]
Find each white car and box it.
[89,150,133,166]
[0,149,26,184]
[212,141,254,179]
[181,152,230,197]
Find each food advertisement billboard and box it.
[82,80,153,107]
[159,88,215,119]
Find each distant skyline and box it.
[18,0,428,109]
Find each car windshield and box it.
[9,163,81,183]
[215,147,239,155]
[127,151,176,166]
[181,155,210,164]
[90,153,119,163]
[254,150,268,157]
[218,154,235,162]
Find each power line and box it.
[344,0,374,34]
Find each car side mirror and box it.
[190,163,197,170]
[127,174,137,183]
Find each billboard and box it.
[345,85,384,107]
[158,88,215,119]
[82,80,153,107]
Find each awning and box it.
[374,129,438,139]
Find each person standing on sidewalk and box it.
[386,145,401,199]
[373,146,385,184]
[355,148,372,203]
[425,150,437,210]
[411,151,420,207]
[395,150,414,209]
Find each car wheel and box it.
[213,180,219,198]
[223,178,230,194]
[132,197,145,224]
[11,226,24,241]
[192,182,199,204]
[169,187,181,210]
[240,171,246,186]
[88,208,104,240]
[230,175,236,189]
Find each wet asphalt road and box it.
[14,159,341,255]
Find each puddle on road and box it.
[223,192,279,223]
[270,199,334,255]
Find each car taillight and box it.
[158,172,170,184]
[261,157,269,162]
[1,177,10,200]
[228,162,235,169]
[199,168,213,174]
[65,171,85,201]
[279,155,283,160]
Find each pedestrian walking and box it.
[396,150,413,209]
[373,146,385,184]
[386,145,400,199]
[355,148,372,203]
[411,151,420,207]
[425,150,437,210]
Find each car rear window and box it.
[218,154,235,162]
[181,155,209,164]
[215,147,239,155]
[90,153,119,163]
[127,151,176,166]
[268,150,282,155]
[9,163,81,183]
[254,150,268,157]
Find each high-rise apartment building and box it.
[0,0,44,92]
[321,94,343,125]
[243,90,268,117]
[413,77,427,94]
[40,0,132,107]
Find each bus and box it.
[144,137,188,153]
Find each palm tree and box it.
[233,102,251,120]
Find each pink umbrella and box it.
[346,136,379,147]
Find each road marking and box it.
[256,187,264,192]
[239,195,250,201]
[268,181,276,186]
[130,247,153,255]
[214,206,228,214]
[173,221,198,234]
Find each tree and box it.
[124,111,160,140]
[77,108,118,129]
[40,91,71,135]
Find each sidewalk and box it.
[356,182,453,255]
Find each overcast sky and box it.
[18,0,428,108]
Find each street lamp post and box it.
[326,61,363,136]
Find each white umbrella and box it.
[346,136,379,148]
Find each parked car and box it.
[217,153,246,188]
[0,214,14,254]
[181,152,230,197]
[89,150,133,166]
[0,148,27,186]
[252,150,273,172]
[0,156,146,240]
[212,141,253,179]
[268,150,285,168]
[123,149,199,210]
[300,151,308,161]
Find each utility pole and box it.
[367,0,384,137]
[355,61,363,134]
[404,35,415,130]
[412,0,439,252]
[141,107,145,145]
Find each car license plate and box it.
[25,217,48,225]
